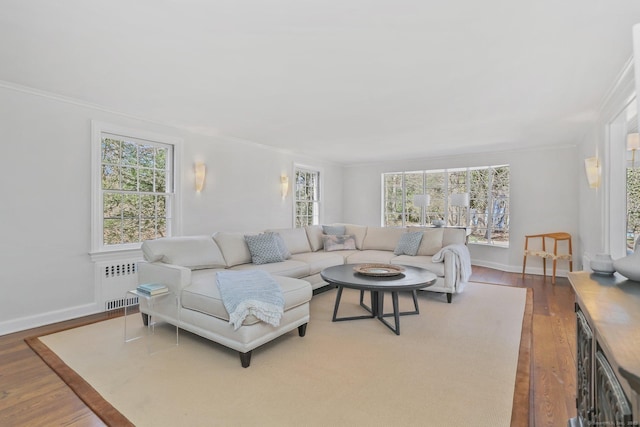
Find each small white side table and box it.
[124,289,179,353]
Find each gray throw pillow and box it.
[322,225,347,235]
[244,234,285,265]
[393,232,424,256]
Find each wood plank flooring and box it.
[0,266,576,426]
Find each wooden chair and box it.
[522,232,573,284]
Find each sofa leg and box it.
[141,313,149,326]
[446,293,452,304]
[239,351,252,368]
[298,323,307,337]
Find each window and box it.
[626,149,640,251]
[294,166,321,227]
[91,122,181,253]
[382,165,510,246]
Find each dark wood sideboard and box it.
[568,271,640,427]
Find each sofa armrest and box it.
[443,251,457,291]
[137,261,192,294]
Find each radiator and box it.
[96,260,141,311]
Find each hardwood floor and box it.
[0,266,576,426]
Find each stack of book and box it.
[136,283,169,296]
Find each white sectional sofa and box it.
[137,224,468,367]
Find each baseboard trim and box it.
[471,259,572,278]
[0,303,101,336]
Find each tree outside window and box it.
[626,166,640,250]
[101,135,174,246]
[295,167,320,227]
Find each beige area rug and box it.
[30,282,529,427]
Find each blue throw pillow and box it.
[393,232,424,256]
[244,234,286,265]
[322,225,346,235]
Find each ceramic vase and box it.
[613,251,640,282]
[590,253,615,275]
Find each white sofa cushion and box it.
[391,255,445,276]
[417,228,445,256]
[230,260,311,278]
[304,225,324,252]
[265,227,312,254]
[213,232,253,267]
[346,250,396,265]
[361,227,407,251]
[182,271,311,325]
[290,252,345,275]
[141,235,226,270]
[443,227,467,246]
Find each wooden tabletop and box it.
[568,271,640,397]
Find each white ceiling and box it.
[2,1,640,164]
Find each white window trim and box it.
[293,163,324,227]
[90,121,183,260]
[381,166,509,247]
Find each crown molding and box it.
[598,56,636,125]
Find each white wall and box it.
[342,145,581,273]
[577,56,636,265]
[0,84,343,334]
[181,133,344,234]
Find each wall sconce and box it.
[627,133,640,168]
[584,156,601,189]
[194,162,206,192]
[280,174,289,199]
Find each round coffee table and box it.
[320,264,437,335]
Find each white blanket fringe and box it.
[216,270,285,330]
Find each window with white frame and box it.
[627,140,640,251]
[294,166,320,227]
[382,165,510,246]
[91,122,181,253]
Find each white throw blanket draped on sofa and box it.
[216,270,285,330]
[432,244,472,292]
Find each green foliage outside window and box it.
[295,168,320,227]
[101,137,171,246]
[627,167,640,250]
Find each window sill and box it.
[89,247,144,262]
[468,241,509,249]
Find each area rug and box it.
[27,282,531,427]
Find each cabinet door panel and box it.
[576,310,593,424]
[595,351,633,426]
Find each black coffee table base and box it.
[332,286,420,335]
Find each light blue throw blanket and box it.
[216,270,285,330]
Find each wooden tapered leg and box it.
[239,351,252,368]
